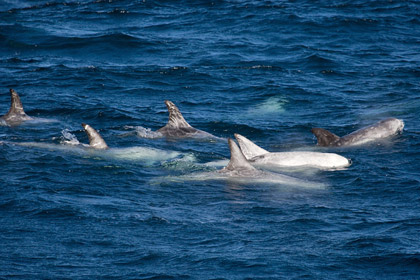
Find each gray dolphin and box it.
[82,123,109,149]
[311,118,404,147]
[0,89,33,126]
[157,100,215,138]
[219,138,261,177]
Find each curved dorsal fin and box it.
[5,89,29,117]
[164,100,192,128]
[311,128,340,146]
[82,123,109,149]
[224,138,257,172]
[234,133,269,159]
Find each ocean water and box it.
[1,1,420,279]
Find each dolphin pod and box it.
[215,138,325,187]
[164,138,325,188]
[2,88,405,185]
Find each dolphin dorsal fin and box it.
[82,123,109,149]
[224,138,257,172]
[234,133,269,159]
[6,89,28,117]
[164,100,192,128]
[311,128,340,146]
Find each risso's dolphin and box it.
[157,100,215,139]
[0,89,33,126]
[234,133,351,169]
[82,123,109,149]
[311,118,404,147]
[8,125,182,164]
[164,138,325,188]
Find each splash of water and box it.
[61,129,81,146]
[126,126,163,139]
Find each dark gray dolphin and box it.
[82,123,109,149]
[0,89,33,126]
[157,100,215,138]
[311,118,404,147]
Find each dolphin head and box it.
[392,118,404,133]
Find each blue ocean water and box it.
[1,0,420,279]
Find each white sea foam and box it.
[132,126,163,139]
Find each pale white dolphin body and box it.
[234,134,351,169]
[0,89,33,126]
[157,100,216,139]
[7,124,181,163]
[164,138,325,188]
[311,118,404,147]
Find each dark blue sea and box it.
[1,1,420,279]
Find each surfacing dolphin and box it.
[80,123,183,162]
[5,123,182,164]
[311,118,404,147]
[157,100,216,139]
[0,89,33,126]
[82,123,109,149]
[165,138,325,188]
[234,133,351,169]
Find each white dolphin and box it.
[234,133,351,169]
[6,124,182,163]
[162,138,325,188]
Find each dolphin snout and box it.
[9,89,17,96]
[398,119,405,131]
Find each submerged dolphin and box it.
[82,123,109,149]
[157,100,215,138]
[234,133,351,169]
[0,89,33,126]
[311,118,404,147]
[166,138,324,188]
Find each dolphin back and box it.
[222,138,257,172]
[82,123,109,149]
[311,128,340,147]
[1,89,33,123]
[234,133,269,159]
[161,100,192,129]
